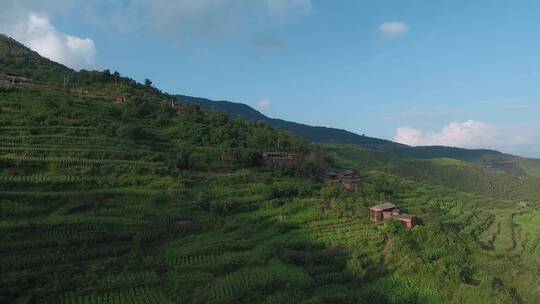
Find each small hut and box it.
[262,152,298,168]
[369,203,417,228]
[324,170,363,195]
[369,203,396,222]
[395,214,417,229]
[221,152,235,161]
[114,96,127,104]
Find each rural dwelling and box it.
[369,203,417,228]
[262,152,298,168]
[114,96,127,104]
[324,171,339,181]
[369,203,396,222]
[395,214,417,229]
[221,152,235,161]
[0,73,33,86]
[173,104,193,116]
[324,170,363,195]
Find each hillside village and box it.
[1,32,540,304]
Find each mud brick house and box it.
[394,214,417,229]
[369,203,396,222]
[369,203,417,228]
[221,152,235,161]
[170,102,198,116]
[324,170,363,195]
[0,73,33,86]
[114,96,127,104]
[262,152,297,168]
[174,105,193,116]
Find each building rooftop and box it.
[262,152,297,159]
[340,176,362,182]
[370,203,396,211]
[395,214,415,220]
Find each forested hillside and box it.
[1,36,540,304]
[178,94,538,177]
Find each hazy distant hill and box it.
[176,94,537,176]
[176,94,405,147]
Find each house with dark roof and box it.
[262,152,298,168]
[0,73,33,86]
[324,170,363,195]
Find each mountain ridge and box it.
[175,94,535,167]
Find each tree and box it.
[321,182,346,209]
[144,78,153,87]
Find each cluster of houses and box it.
[323,169,416,228]
[225,151,419,228]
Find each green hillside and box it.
[178,94,538,177]
[2,36,540,304]
[326,145,540,202]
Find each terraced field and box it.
[515,211,540,256]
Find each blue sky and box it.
[1,1,539,157]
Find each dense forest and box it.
[1,34,540,303]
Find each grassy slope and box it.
[325,145,540,202]
[329,145,540,302]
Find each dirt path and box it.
[380,238,393,264]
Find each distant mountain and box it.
[176,94,537,176]
[176,94,406,149]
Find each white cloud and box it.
[377,21,408,39]
[1,13,96,70]
[0,1,312,50]
[395,121,497,147]
[256,99,272,112]
[90,0,312,42]
[394,120,540,156]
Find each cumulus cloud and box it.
[0,13,96,70]
[256,99,272,112]
[394,120,540,156]
[377,21,408,39]
[1,1,312,52]
[395,121,496,147]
